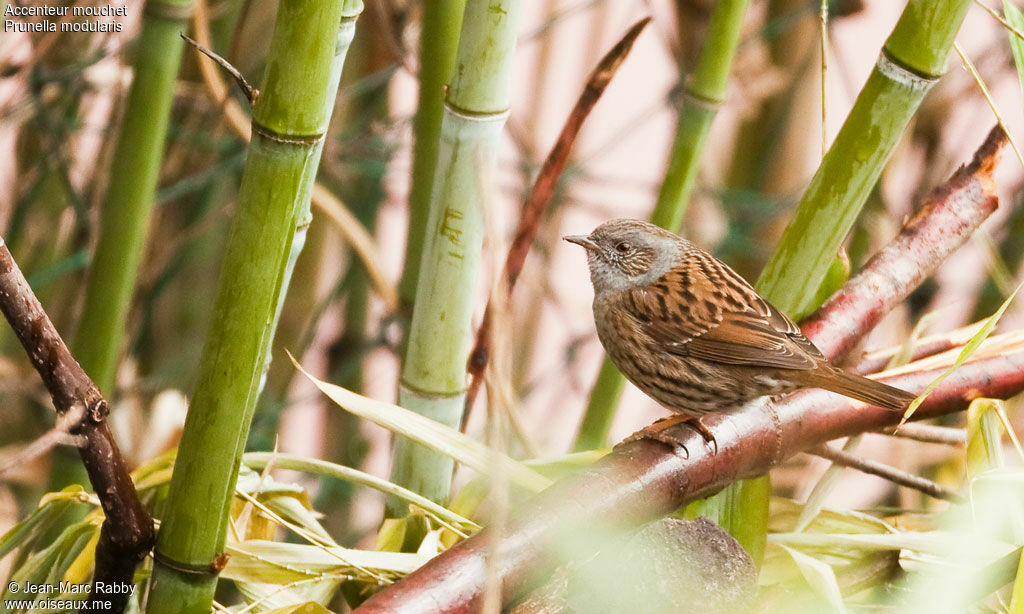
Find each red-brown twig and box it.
[803,124,1006,361]
[0,240,153,613]
[355,351,1024,614]
[462,17,652,422]
[353,127,1010,613]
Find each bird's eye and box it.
[615,241,632,254]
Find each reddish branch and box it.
[804,125,1005,362]
[0,241,153,613]
[463,18,651,418]
[357,352,1024,614]
[354,127,1011,614]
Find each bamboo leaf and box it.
[769,497,896,536]
[1004,0,1024,101]
[0,488,76,559]
[1010,545,1024,613]
[771,531,1014,559]
[222,539,427,580]
[966,398,1006,478]
[900,278,1024,425]
[779,545,848,613]
[263,603,333,614]
[291,354,551,493]
[243,452,479,532]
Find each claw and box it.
[624,414,717,455]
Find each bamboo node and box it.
[876,50,939,91]
[442,100,511,124]
[152,549,229,576]
[250,122,326,146]
[681,87,724,111]
[399,379,466,401]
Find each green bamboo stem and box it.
[388,0,522,514]
[756,0,971,318]
[146,3,361,611]
[572,356,626,452]
[398,0,467,307]
[74,0,194,395]
[572,0,751,453]
[652,0,751,231]
[318,28,392,533]
[263,3,361,379]
[709,0,971,564]
[256,20,384,449]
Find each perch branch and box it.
[352,126,1010,613]
[0,240,153,613]
[355,350,1024,614]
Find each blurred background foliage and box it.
[2,0,1024,612]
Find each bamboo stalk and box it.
[756,0,972,318]
[398,0,467,307]
[652,0,751,231]
[389,0,522,512]
[316,25,393,532]
[74,0,195,395]
[573,0,751,452]
[145,3,361,611]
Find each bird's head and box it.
[564,218,684,295]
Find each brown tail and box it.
[804,368,916,410]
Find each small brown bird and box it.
[565,218,915,447]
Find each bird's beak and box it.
[563,235,599,251]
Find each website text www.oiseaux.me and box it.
[5,580,136,609]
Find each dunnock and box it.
[565,218,915,446]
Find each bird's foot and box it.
[624,415,718,455]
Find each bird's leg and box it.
[624,414,717,455]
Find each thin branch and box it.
[952,42,1024,172]
[878,422,966,446]
[462,17,652,419]
[809,443,964,503]
[0,239,153,614]
[973,0,1024,45]
[0,402,85,478]
[181,32,258,103]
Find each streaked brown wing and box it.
[627,254,823,370]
